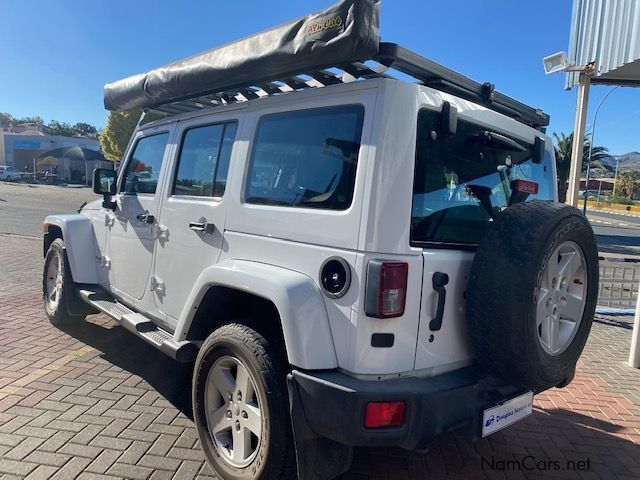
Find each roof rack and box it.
[374,44,549,128]
[141,43,549,128]
[104,1,548,128]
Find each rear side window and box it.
[411,109,553,246]
[246,105,364,210]
[173,122,237,197]
[121,133,169,194]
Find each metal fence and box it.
[598,260,640,308]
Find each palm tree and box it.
[617,171,640,200]
[552,132,609,202]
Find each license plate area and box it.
[481,391,533,437]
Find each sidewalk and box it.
[0,234,639,480]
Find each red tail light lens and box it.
[364,401,405,428]
[365,261,409,318]
[511,179,539,195]
[379,262,408,318]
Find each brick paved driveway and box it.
[1,234,639,480]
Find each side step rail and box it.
[77,287,197,363]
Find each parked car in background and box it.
[0,166,22,181]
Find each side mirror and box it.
[93,168,117,210]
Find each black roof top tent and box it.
[103,0,549,129]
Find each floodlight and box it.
[543,51,574,74]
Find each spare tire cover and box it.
[466,200,598,392]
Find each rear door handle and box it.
[189,222,215,234]
[136,213,155,224]
[429,272,449,331]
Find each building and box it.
[580,177,614,192]
[0,130,102,183]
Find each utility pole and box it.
[566,66,595,207]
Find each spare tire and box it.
[466,200,598,392]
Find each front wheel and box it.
[192,323,296,480]
[43,238,85,326]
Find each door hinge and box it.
[150,275,165,294]
[104,214,115,227]
[99,255,111,269]
[156,224,169,241]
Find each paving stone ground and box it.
[1,234,639,480]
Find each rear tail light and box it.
[364,401,405,428]
[365,261,408,318]
[511,179,539,194]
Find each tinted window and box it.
[121,133,169,194]
[411,109,554,246]
[246,105,364,210]
[173,122,237,197]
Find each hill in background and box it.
[599,152,640,173]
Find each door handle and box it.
[136,213,155,224]
[189,222,215,234]
[429,272,449,331]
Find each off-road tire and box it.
[466,201,598,392]
[43,238,85,326]
[192,323,296,480]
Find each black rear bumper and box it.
[287,366,526,479]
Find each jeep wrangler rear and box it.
[42,1,598,479]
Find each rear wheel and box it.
[192,323,296,480]
[43,238,85,326]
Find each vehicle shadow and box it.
[341,405,640,479]
[61,316,194,418]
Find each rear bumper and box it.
[288,366,525,452]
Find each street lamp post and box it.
[542,51,596,207]
[612,156,621,197]
[583,85,620,214]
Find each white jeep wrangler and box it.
[42,1,598,479]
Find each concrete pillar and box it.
[566,72,592,207]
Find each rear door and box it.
[152,114,239,326]
[411,108,555,371]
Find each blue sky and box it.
[1,0,638,154]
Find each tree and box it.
[46,120,75,137]
[99,110,142,161]
[0,113,44,126]
[72,122,98,137]
[617,171,640,200]
[0,112,14,125]
[552,132,609,202]
[15,115,44,126]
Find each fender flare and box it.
[175,259,338,370]
[44,214,99,284]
